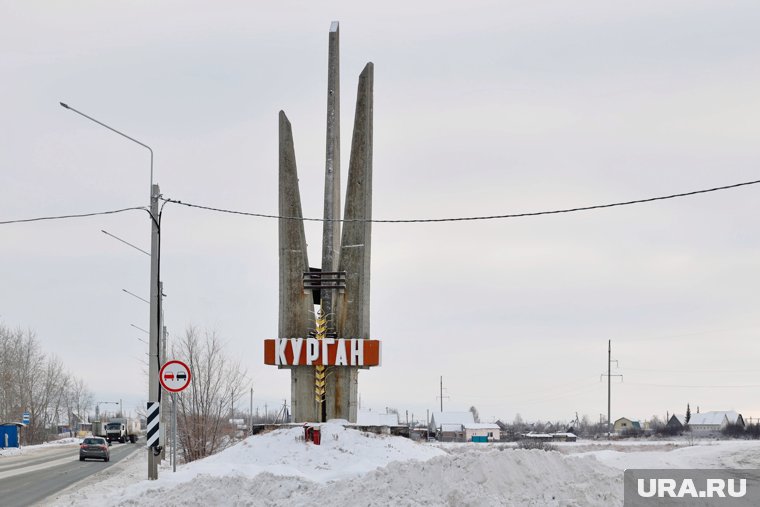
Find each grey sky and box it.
[2,1,760,424]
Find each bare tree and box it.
[173,326,248,463]
[65,376,93,434]
[0,325,87,443]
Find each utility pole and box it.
[600,340,622,440]
[437,376,450,412]
[58,102,159,479]
[249,387,253,435]
[148,183,161,480]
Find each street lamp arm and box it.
[123,288,150,304]
[59,101,154,190]
[102,229,151,257]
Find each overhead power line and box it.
[625,382,760,389]
[0,206,149,226]
[2,177,759,227]
[162,177,760,223]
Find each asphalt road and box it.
[0,440,142,507]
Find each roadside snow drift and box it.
[47,425,760,506]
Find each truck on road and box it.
[91,421,107,439]
[105,418,141,443]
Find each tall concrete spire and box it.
[278,111,316,421]
[272,25,375,424]
[321,21,341,327]
[331,62,374,422]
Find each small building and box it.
[521,432,553,441]
[429,412,475,442]
[688,411,745,433]
[353,410,403,437]
[613,417,641,434]
[521,432,577,442]
[439,423,465,442]
[356,410,400,427]
[666,414,686,430]
[551,432,577,442]
[463,423,500,442]
[0,423,24,448]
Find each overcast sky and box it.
[3,1,760,425]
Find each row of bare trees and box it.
[173,326,248,463]
[0,324,93,444]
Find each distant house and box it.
[688,411,745,433]
[521,432,577,442]
[613,417,642,434]
[463,423,500,442]
[666,414,686,431]
[429,412,475,442]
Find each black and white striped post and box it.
[146,401,160,457]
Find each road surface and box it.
[0,440,141,506]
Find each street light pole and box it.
[148,183,161,478]
[60,102,161,480]
[59,102,153,191]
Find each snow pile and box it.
[53,422,447,505]
[188,422,446,483]
[47,427,760,506]
[42,437,81,447]
[49,422,628,506]
[0,447,21,457]
[100,447,619,507]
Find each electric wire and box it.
[621,367,759,374]
[161,177,760,223]
[0,206,149,225]
[1,177,759,226]
[623,382,760,389]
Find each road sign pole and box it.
[172,392,177,473]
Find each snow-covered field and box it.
[27,424,760,506]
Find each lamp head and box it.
[59,102,69,109]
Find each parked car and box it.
[79,436,110,462]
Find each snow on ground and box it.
[44,425,760,506]
[0,436,80,457]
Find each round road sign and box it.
[160,360,192,392]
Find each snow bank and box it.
[97,448,620,507]
[47,428,760,506]
[0,436,80,456]
[191,422,446,482]
[51,423,625,506]
[53,422,446,505]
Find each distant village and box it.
[348,405,760,444]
